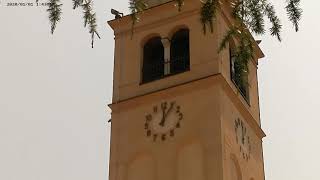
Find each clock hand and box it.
[159,102,174,127]
[164,103,174,119]
[159,103,166,127]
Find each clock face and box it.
[144,101,183,142]
[234,118,251,161]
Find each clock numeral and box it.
[176,122,181,128]
[161,102,167,110]
[161,134,166,141]
[235,119,240,129]
[153,106,158,113]
[176,106,180,113]
[146,114,152,122]
[144,123,149,130]
[170,101,175,106]
[178,113,183,120]
[147,130,151,137]
[153,134,158,142]
[234,118,252,160]
[170,130,175,137]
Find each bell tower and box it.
[108,1,266,180]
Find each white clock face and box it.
[144,101,183,142]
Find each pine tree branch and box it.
[73,0,83,9]
[82,0,100,48]
[129,0,147,13]
[247,0,265,35]
[200,0,218,34]
[264,3,282,41]
[129,0,148,37]
[218,27,237,53]
[47,0,62,34]
[231,0,243,20]
[286,0,302,32]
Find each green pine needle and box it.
[226,29,253,91]
[129,0,147,13]
[129,0,148,37]
[47,0,62,34]
[123,0,302,94]
[218,28,237,53]
[286,0,302,32]
[81,0,100,48]
[247,0,265,35]
[175,0,184,11]
[200,0,218,34]
[264,3,282,41]
[46,0,100,47]
[73,0,83,9]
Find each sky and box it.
[0,0,318,180]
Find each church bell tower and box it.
[108,0,266,180]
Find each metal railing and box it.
[142,56,190,83]
[230,67,250,103]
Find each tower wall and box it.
[109,77,224,180]
[108,1,266,180]
[220,86,265,180]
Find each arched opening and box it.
[229,40,249,102]
[229,40,237,83]
[128,154,155,180]
[170,28,190,74]
[177,142,204,180]
[142,36,164,83]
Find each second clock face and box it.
[234,118,251,161]
[144,101,183,142]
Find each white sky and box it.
[0,0,317,180]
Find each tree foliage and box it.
[129,0,148,36]
[47,0,62,34]
[286,0,303,32]
[129,0,302,44]
[42,0,302,96]
[45,0,100,48]
[81,0,101,48]
[129,0,302,96]
[200,0,218,34]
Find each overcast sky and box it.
[0,0,318,180]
